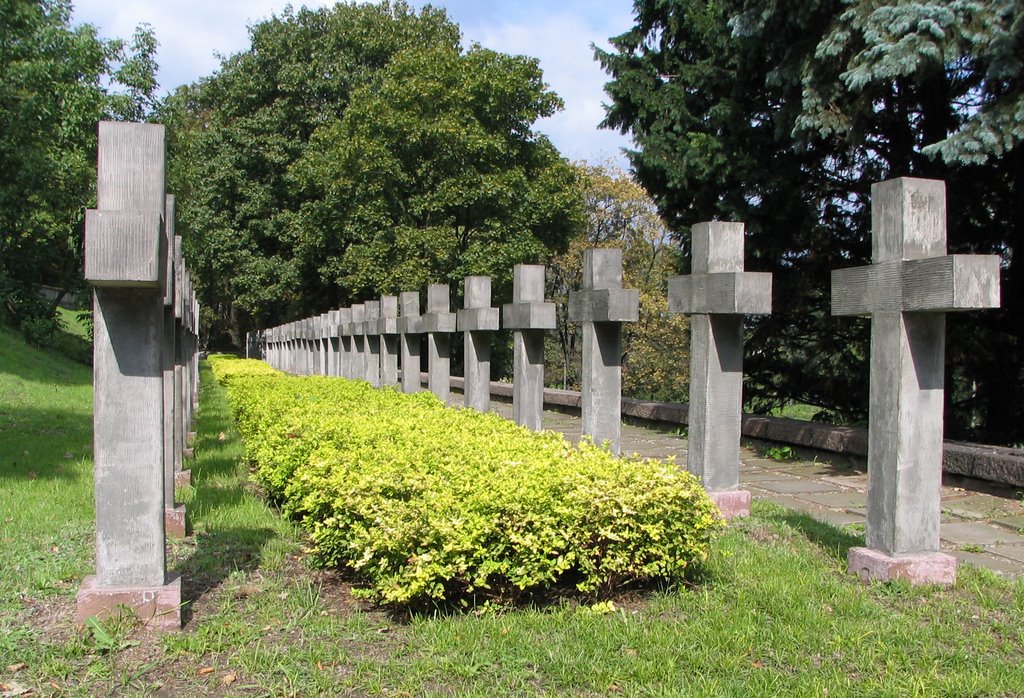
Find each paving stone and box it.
[820,474,869,489]
[987,544,1024,565]
[756,480,841,495]
[755,493,829,515]
[991,515,1024,533]
[798,491,868,510]
[940,522,1024,547]
[813,510,866,527]
[740,470,800,483]
[940,494,1024,521]
[950,550,1024,578]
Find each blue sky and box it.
[71,0,637,167]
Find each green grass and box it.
[2,328,1024,696]
[769,402,822,422]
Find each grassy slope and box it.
[0,330,1023,696]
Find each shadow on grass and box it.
[0,404,92,481]
[174,362,286,625]
[760,505,864,563]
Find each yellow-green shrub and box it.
[210,356,722,606]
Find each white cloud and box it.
[71,0,636,166]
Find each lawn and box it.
[1,324,1023,696]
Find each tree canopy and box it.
[597,0,1024,445]
[0,0,157,334]
[162,1,583,346]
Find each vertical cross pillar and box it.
[422,284,457,403]
[568,249,639,455]
[668,222,772,518]
[162,196,186,537]
[457,276,499,412]
[379,296,400,388]
[364,300,382,387]
[338,307,353,379]
[398,292,422,393]
[832,177,1000,585]
[502,265,556,430]
[77,122,181,628]
[318,312,330,375]
[326,310,341,377]
[350,304,366,381]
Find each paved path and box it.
[475,397,1024,580]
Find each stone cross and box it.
[832,177,1000,585]
[364,300,382,386]
[503,265,556,430]
[326,310,341,377]
[318,312,331,375]
[668,222,772,518]
[457,276,499,413]
[350,304,367,381]
[379,296,400,388]
[338,307,353,379]
[422,284,457,403]
[162,196,186,538]
[398,292,423,393]
[568,249,639,455]
[78,121,180,628]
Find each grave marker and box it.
[668,222,772,518]
[832,177,1000,585]
[379,296,400,388]
[457,276,499,413]
[503,265,556,430]
[568,249,639,454]
[399,292,422,393]
[422,285,456,402]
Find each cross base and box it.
[174,469,191,489]
[708,489,751,519]
[847,547,956,586]
[76,573,182,630]
[164,505,189,538]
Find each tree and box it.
[0,0,157,334]
[546,164,689,402]
[597,0,1024,445]
[162,1,582,348]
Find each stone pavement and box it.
[474,396,1024,580]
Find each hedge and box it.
[209,355,722,607]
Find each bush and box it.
[20,314,62,350]
[210,356,722,607]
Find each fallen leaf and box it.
[26,472,36,480]
[376,626,391,634]
[63,452,73,459]
[198,667,215,676]
[221,674,236,685]
[0,680,31,696]
[217,432,226,442]
[5,663,25,673]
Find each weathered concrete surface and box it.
[80,121,179,628]
[379,296,400,388]
[399,292,422,394]
[669,222,772,517]
[847,548,957,586]
[568,249,638,455]
[458,276,499,413]
[832,178,1000,577]
[422,285,456,403]
[502,265,555,430]
[76,574,182,629]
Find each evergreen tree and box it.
[598,0,1024,445]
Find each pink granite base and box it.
[174,469,191,488]
[182,447,194,460]
[708,489,751,519]
[165,505,188,538]
[847,547,957,586]
[76,573,182,629]
[186,431,197,446]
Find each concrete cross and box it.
[364,300,382,386]
[503,265,556,430]
[669,222,772,518]
[337,307,353,379]
[568,248,639,455]
[398,292,423,393]
[350,304,367,381]
[421,284,457,403]
[832,177,1000,585]
[326,310,341,377]
[78,121,181,628]
[379,296,400,388]
[457,276,500,412]
[161,195,186,538]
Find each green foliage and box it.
[597,0,1024,445]
[546,164,689,401]
[0,0,158,324]
[162,2,582,348]
[19,314,61,349]
[209,355,721,607]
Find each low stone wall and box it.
[439,374,1024,488]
